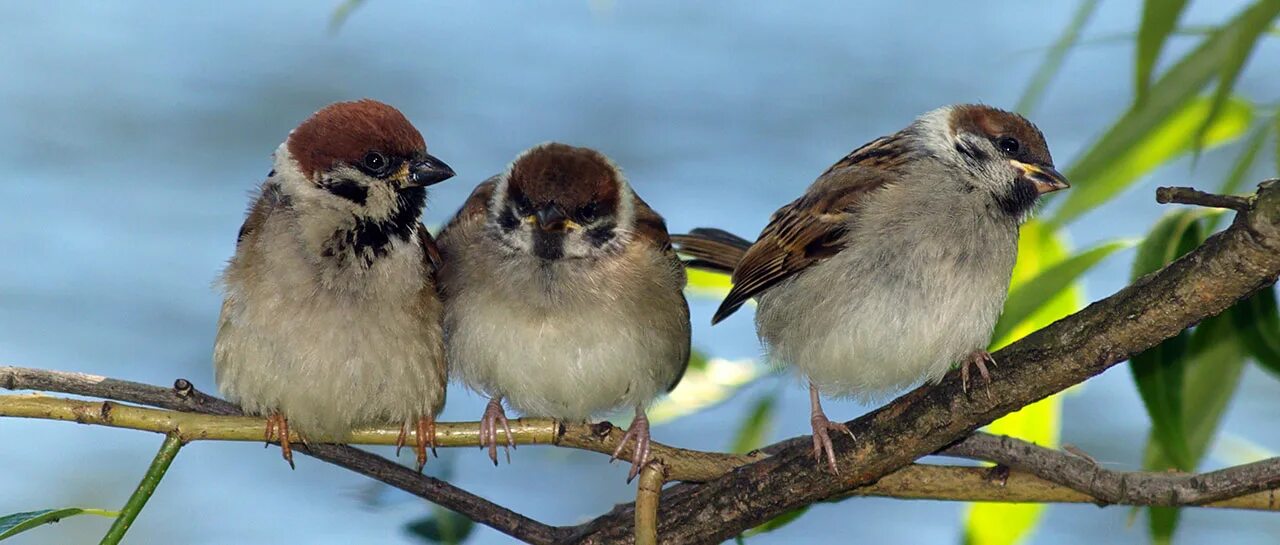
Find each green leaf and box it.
[990,239,1132,343]
[329,0,367,33]
[1136,0,1190,100]
[1231,286,1280,378]
[0,508,118,540]
[1015,0,1101,116]
[729,394,777,454]
[1142,312,1249,542]
[1052,96,1253,225]
[1192,2,1280,154]
[1207,123,1272,232]
[685,268,734,301]
[406,507,476,545]
[1050,0,1280,225]
[741,506,810,539]
[1129,211,1206,470]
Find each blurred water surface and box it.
[2,1,1279,544]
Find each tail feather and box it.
[671,227,751,274]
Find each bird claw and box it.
[264,412,295,470]
[810,411,854,475]
[961,349,997,399]
[610,410,652,484]
[479,398,514,465]
[397,416,437,472]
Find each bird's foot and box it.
[264,412,295,469]
[397,415,438,472]
[810,410,854,475]
[961,349,997,398]
[610,408,652,483]
[478,398,514,465]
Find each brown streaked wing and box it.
[712,167,891,324]
[235,181,286,247]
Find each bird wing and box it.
[713,163,895,324]
[628,195,693,392]
[235,177,286,248]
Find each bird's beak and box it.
[1010,160,1070,194]
[407,153,455,187]
[531,206,578,232]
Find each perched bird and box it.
[438,142,690,480]
[214,99,456,470]
[673,104,1069,473]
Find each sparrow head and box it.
[279,99,454,218]
[914,104,1069,220]
[488,142,632,261]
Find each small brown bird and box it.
[674,104,1069,473]
[438,142,690,481]
[214,99,455,470]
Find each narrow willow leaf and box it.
[685,268,733,300]
[1015,0,1100,116]
[964,221,1074,545]
[1050,0,1280,225]
[1231,286,1280,378]
[729,394,777,454]
[1136,0,1190,100]
[1052,96,1252,224]
[0,508,118,540]
[1129,211,1206,470]
[406,507,476,545]
[1207,123,1272,231]
[1143,313,1249,542]
[1192,2,1280,152]
[990,239,1131,343]
[329,0,367,33]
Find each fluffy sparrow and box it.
[438,142,690,481]
[214,99,455,470]
[673,104,1068,473]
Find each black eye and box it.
[362,151,389,174]
[996,137,1020,155]
[577,203,600,223]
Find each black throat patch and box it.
[993,178,1039,218]
[322,186,425,267]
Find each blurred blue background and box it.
[2,1,1278,543]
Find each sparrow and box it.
[672,104,1069,473]
[437,142,690,481]
[214,99,456,470]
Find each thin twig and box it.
[635,463,666,545]
[99,434,183,545]
[1156,186,1253,211]
[942,433,1280,507]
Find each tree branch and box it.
[0,367,570,545]
[567,181,1280,544]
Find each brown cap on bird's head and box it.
[286,99,428,181]
[506,142,623,222]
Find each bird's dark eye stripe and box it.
[954,142,988,162]
[586,222,616,247]
[324,179,369,205]
[496,207,519,230]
